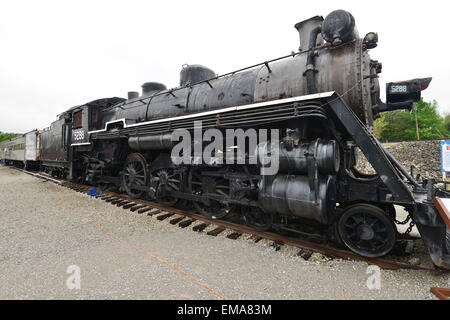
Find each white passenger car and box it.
[0,130,40,169]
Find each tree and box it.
[444,114,450,133]
[0,132,20,143]
[373,100,448,142]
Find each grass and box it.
[0,132,20,143]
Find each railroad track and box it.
[16,167,436,271]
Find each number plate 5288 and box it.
[390,85,408,94]
[73,129,85,141]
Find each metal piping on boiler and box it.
[305,26,322,94]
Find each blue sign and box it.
[88,188,98,197]
[88,187,109,199]
[440,140,450,172]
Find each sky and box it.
[1,0,449,133]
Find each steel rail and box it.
[104,191,431,271]
[430,287,450,300]
[9,166,434,271]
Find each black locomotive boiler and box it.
[34,10,450,269]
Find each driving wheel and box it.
[122,153,149,199]
[189,169,232,219]
[151,168,183,206]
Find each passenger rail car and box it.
[0,130,40,169]
[39,97,124,177]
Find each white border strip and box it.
[71,142,92,146]
[88,92,335,134]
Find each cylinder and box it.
[258,139,340,175]
[259,175,336,224]
[128,134,173,151]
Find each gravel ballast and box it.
[0,166,448,300]
[356,140,443,181]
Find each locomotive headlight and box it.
[385,78,432,111]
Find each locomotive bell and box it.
[141,82,167,97]
[180,64,216,86]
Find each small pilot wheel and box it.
[121,153,149,199]
[338,204,397,258]
[242,206,273,231]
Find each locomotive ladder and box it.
[327,94,415,204]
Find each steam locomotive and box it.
[2,9,450,269]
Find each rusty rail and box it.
[112,192,430,271]
[430,287,450,300]
[14,167,435,271]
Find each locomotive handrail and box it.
[105,42,346,111]
[327,94,415,203]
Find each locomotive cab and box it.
[70,97,126,146]
[71,104,103,145]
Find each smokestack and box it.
[294,15,324,52]
[127,91,139,100]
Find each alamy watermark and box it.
[366,265,381,290]
[66,265,81,290]
[170,121,280,175]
